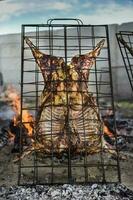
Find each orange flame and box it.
[21,110,33,136]
[103,124,114,138]
[5,85,34,136]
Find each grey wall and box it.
[0,34,21,86]
[0,22,133,100]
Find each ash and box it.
[0,184,133,200]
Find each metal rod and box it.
[107,27,121,183]
[18,25,25,185]
[49,25,54,184]
[64,26,73,183]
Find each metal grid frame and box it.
[19,19,121,185]
[116,31,133,92]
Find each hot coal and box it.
[0,184,133,200]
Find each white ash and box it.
[0,184,133,200]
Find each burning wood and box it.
[0,85,34,150]
[5,86,34,137]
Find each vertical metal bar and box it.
[128,34,132,49]
[51,25,54,184]
[77,25,81,55]
[77,26,88,182]
[33,26,39,184]
[64,26,72,183]
[92,25,106,183]
[106,26,121,183]
[48,25,54,184]
[18,25,25,185]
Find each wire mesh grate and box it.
[116,31,133,92]
[19,19,121,185]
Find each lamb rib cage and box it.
[19,19,121,185]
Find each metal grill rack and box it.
[19,18,121,185]
[116,31,133,92]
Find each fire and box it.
[103,107,115,139]
[21,111,33,136]
[5,85,34,136]
[103,124,114,138]
[3,85,115,153]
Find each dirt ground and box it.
[0,145,133,190]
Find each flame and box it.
[5,85,34,136]
[103,107,115,139]
[103,124,114,138]
[22,111,33,136]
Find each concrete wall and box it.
[0,34,21,86]
[0,22,133,100]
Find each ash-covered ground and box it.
[0,183,133,200]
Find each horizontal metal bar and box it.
[19,180,119,186]
[22,24,108,28]
[20,163,118,168]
